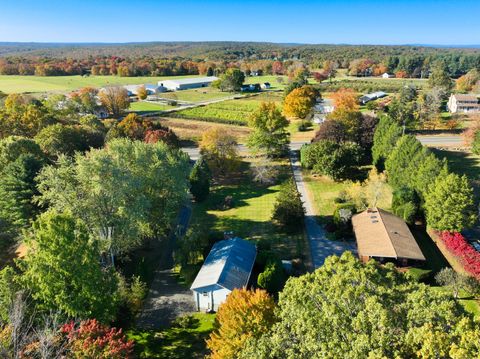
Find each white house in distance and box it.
[447,94,480,113]
[158,76,218,91]
[313,98,335,124]
[382,72,395,79]
[190,237,256,312]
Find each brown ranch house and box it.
[352,207,426,266]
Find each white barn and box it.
[158,76,218,91]
[190,237,256,312]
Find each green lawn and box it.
[129,101,175,114]
[432,149,480,194]
[0,74,201,94]
[303,174,350,221]
[172,92,283,125]
[190,160,306,261]
[127,313,215,359]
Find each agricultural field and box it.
[159,87,234,103]
[155,117,251,142]
[0,74,201,94]
[171,92,283,125]
[129,101,175,114]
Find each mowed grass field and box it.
[0,74,201,94]
[171,92,283,125]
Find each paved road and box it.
[416,135,463,147]
[289,149,356,269]
[181,141,307,161]
[136,205,195,329]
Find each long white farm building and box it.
[158,76,218,91]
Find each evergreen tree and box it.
[428,61,454,92]
[425,173,477,232]
[0,154,43,230]
[385,135,424,189]
[189,157,211,202]
[371,115,402,171]
[272,179,304,232]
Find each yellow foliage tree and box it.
[207,288,276,359]
[136,85,148,100]
[283,85,318,119]
[199,127,239,175]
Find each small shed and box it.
[190,237,256,312]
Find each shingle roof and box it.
[190,237,256,291]
[352,208,425,261]
[453,94,478,102]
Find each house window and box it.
[202,292,208,297]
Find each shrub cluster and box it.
[439,231,480,279]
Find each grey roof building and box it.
[190,237,256,311]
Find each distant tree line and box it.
[1,43,480,78]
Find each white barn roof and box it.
[159,76,218,86]
[190,237,256,291]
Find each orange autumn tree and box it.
[206,288,276,359]
[328,88,362,137]
[283,85,319,119]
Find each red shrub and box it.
[439,231,480,279]
[61,319,134,359]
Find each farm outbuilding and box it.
[352,208,425,266]
[190,237,256,312]
[158,76,218,91]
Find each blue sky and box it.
[0,0,479,45]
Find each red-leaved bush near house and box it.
[439,231,480,279]
[61,319,134,359]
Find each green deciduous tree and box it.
[36,139,189,263]
[216,68,245,92]
[21,211,118,321]
[247,102,289,157]
[240,252,477,359]
[189,157,211,202]
[301,140,363,181]
[425,173,477,232]
[34,123,104,158]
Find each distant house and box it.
[382,73,395,79]
[190,237,256,312]
[352,208,425,266]
[447,94,480,113]
[261,82,271,89]
[158,76,218,91]
[313,98,335,124]
[241,83,261,92]
[359,91,387,105]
